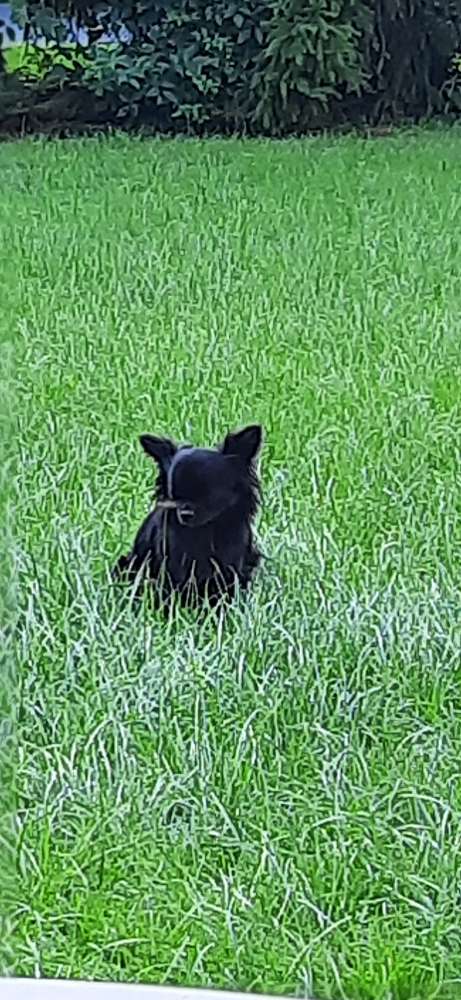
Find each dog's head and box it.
[139,425,263,528]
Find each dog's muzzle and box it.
[157,500,195,526]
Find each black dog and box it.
[112,424,263,610]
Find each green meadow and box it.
[3,129,461,999]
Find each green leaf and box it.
[237,29,251,44]
[295,78,312,96]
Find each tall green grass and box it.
[3,129,461,999]
[0,157,17,983]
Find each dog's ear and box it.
[139,435,177,466]
[222,424,263,462]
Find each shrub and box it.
[1,0,460,134]
[365,0,461,117]
[248,0,373,130]
[443,50,461,112]
[5,42,87,80]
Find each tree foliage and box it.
[1,0,460,133]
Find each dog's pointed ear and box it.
[222,424,263,462]
[139,435,177,466]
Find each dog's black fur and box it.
[112,424,263,610]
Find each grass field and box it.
[3,128,461,1000]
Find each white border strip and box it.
[2,982,293,1000]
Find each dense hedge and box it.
[1,0,460,134]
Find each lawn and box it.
[3,129,461,1000]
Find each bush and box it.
[5,42,87,80]
[443,50,461,112]
[1,0,460,134]
[248,0,373,130]
[1,1,375,133]
[365,0,461,117]
[78,0,372,132]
